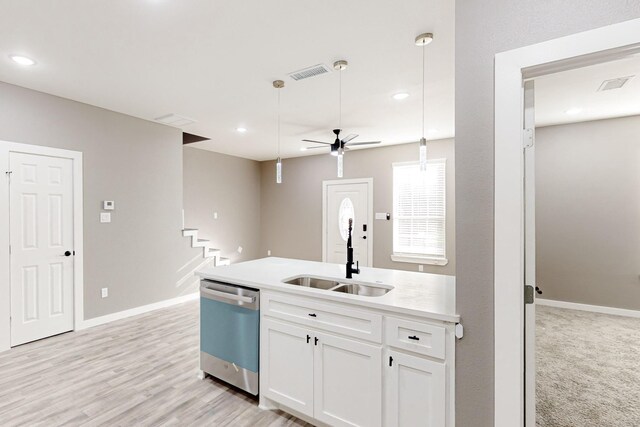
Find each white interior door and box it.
[523,80,536,426]
[323,180,372,266]
[9,152,74,346]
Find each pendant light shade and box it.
[416,32,433,170]
[273,80,284,184]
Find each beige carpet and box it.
[537,305,640,427]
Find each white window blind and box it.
[392,160,446,260]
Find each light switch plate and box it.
[101,288,108,298]
[103,200,115,210]
[213,212,218,220]
[375,212,390,220]
[100,212,111,223]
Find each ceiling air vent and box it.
[288,64,332,81]
[154,113,197,127]
[597,76,634,91]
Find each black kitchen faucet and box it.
[346,218,360,279]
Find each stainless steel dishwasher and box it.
[199,279,260,395]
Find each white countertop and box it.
[197,257,459,323]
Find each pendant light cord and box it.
[277,87,281,157]
[422,43,426,139]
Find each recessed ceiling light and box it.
[393,93,409,100]
[565,108,583,115]
[236,127,247,133]
[9,55,36,66]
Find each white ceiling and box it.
[535,54,640,127]
[0,0,455,161]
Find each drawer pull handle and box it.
[389,356,394,367]
[315,337,319,346]
[308,313,317,317]
[306,334,311,344]
[408,335,420,341]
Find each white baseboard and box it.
[537,298,640,319]
[78,292,199,330]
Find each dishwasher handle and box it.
[200,286,255,304]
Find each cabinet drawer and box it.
[384,317,446,359]
[262,293,382,343]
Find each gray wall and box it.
[456,4,640,425]
[536,116,640,310]
[0,81,197,320]
[260,140,455,275]
[183,146,262,263]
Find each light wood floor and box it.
[0,300,310,427]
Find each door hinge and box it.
[5,171,12,182]
[523,128,534,149]
[525,285,535,304]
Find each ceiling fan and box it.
[303,128,381,156]
[302,60,381,157]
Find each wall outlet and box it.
[237,246,243,254]
[213,212,218,220]
[101,288,108,298]
[418,265,424,272]
[100,212,111,223]
[267,250,271,256]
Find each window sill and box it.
[390,254,449,266]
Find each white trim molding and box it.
[0,141,84,353]
[537,299,640,319]
[79,292,199,330]
[494,18,640,426]
[390,254,448,266]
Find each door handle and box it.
[64,251,72,257]
[314,337,319,346]
[306,334,311,344]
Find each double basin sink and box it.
[283,276,392,297]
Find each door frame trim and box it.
[494,18,640,426]
[321,178,374,266]
[0,140,84,351]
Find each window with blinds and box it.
[392,160,446,262]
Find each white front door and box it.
[323,179,372,266]
[9,152,75,346]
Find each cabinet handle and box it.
[389,356,394,367]
[308,313,317,317]
[408,335,420,341]
[314,337,319,346]
[306,334,311,344]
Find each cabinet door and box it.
[385,350,446,427]
[261,318,314,417]
[313,331,382,427]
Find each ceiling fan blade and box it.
[341,134,359,143]
[303,146,328,150]
[302,139,332,145]
[346,141,382,146]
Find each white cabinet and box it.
[261,318,314,417]
[260,292,454,427]
[314,332,382,427]
[385,349,446,427]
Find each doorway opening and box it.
[494,18,640,426]
[0,141,84,351]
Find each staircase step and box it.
[193,239,210,248]
[205,248,221,258]
[182,228,198,237]
[216,257,230,267]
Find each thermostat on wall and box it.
[103,201,115,210]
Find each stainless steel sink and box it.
[283,276,342,290]
[330,283,391,297]
[282,275,392,297]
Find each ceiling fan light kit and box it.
[273,80,285,184]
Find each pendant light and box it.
[334,60,348,178]
[415,32,433,172]
[273,80,284,183]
